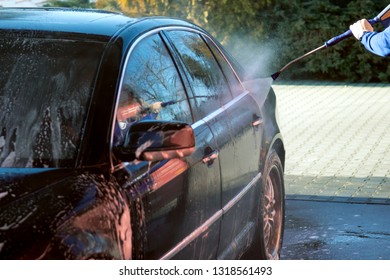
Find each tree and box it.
[110,0,208,27]
[95,0,121,11]
[43,0,95,8]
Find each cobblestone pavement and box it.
[273,81,390,204]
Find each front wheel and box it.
[259,149,285,259]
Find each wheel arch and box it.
[261,132,285,175]
[270,135,285,171]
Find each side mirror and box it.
[113,120,195,162]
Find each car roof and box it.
[0,8,197,40]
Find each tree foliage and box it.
[43,0,94,8]
[43,0,389,82]
[257,0,389,82]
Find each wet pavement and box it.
[281,199,390,260]
[272,81,390,259]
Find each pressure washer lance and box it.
[271,4,390,81]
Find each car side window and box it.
[203,36,245,97]
[114,33,192,147]
[167,31,233,119]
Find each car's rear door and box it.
[203,36,265,259]
[166,30,263,259]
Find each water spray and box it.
[271,4,390,80]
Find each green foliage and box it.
[95,0,121,11]
[40,0,389,82]
[112,0,389,82]
[43,0,95,8]
[256,0,389,82]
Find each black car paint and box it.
[0,8,284,259]
[0,168,130,259]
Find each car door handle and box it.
[202,149,219,164]
[252,116,263,127]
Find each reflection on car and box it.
[0,8,285,260]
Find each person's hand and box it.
[350,19,374,40]
[150,102,162,113]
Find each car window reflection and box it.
[167,31,233,119]
[114,34,192,148]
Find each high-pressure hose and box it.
[271,4,390,81]
[271,45,326,80]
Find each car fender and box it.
[259,87,285,173]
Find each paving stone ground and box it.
[272,81,390,204]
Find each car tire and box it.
[259,149,285,259]
[242,149,285,260]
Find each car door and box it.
[112,32,221,259]
[166,30,263,259]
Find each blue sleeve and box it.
[360,26,390,57]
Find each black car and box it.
[0,8,285,260]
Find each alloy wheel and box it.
[262,152,284,260]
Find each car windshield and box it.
[0,36,105,168]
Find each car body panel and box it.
[0,167,131,259]
[212,92,263,259]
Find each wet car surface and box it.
[0,8,285,259]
